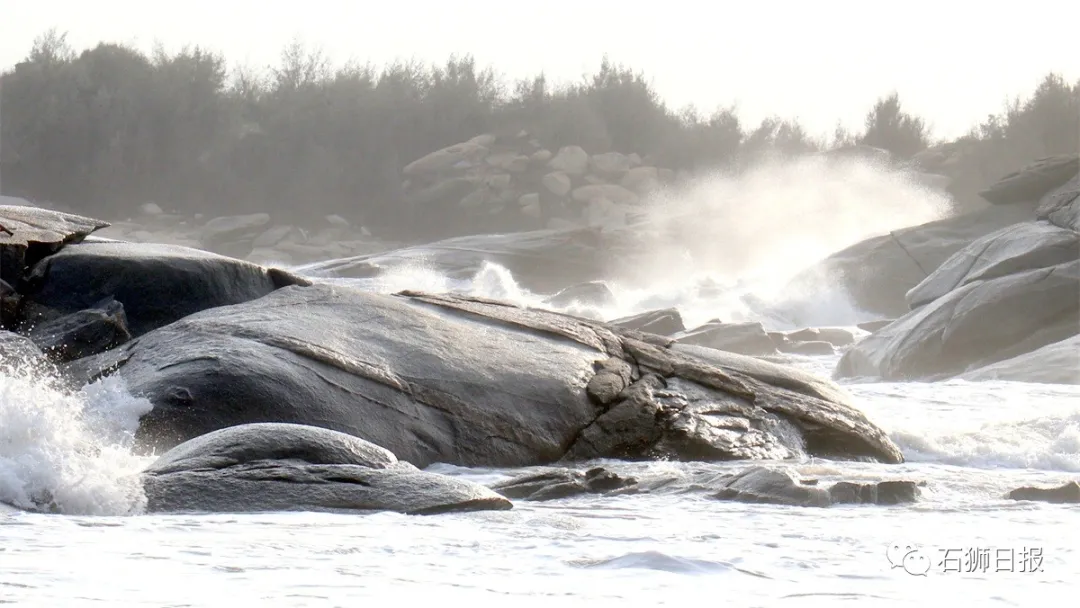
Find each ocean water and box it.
[2,159,1077,606]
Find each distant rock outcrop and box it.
[836,156,1080,382]
[400,132,680,235]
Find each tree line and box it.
[1,30,1077,235]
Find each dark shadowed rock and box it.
[608,308,685,336]
[978,155,1079,205]
[837,260,1079,381]
[905,221,1079,310]
[960,335,1080,384]
[674,321,778,356]
[1006,481,1080,504]
[142,423,513,514]
[0,205,110,286]
[26,298,131,362]
[829,480,921,505]
[0,279,19,329]
[68,284,903,468]
[543,281,617,309]
[296,227,613,294]
[781,204,1039,317]
[21,241,310,338]
[490,466,639,501]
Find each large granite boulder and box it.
[836,259,1079,381]
[19,241,309,338]
[142,423,513,515]
[68,284,903,468]
[905,221,1079,310]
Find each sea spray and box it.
[301,154,954,331]
[0,361,154,515]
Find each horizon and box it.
[2,0,1079,142]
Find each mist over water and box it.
[336,155,953,329]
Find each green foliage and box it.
[858,92,931,158]
[1,32,1077,231]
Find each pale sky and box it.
[2,0,1078,140]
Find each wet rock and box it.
[20,241,309,338]
[69,286,903,467]
[0,329,45,365]
[490,466,638,501]
[142,423,513,515]
[27,298,131,362]
[0,205,110,286]
[713,467,832,507]
[0,279,19,329]
[675,321,778,356]
[608,308,685,336]
[828,480,921,505]
[1006,481,1080,504]
[714,467,920,507]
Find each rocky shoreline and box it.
[1,153,1077,515]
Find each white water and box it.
[2,158,1076,605]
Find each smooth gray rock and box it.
[608,308,685,336]
[781,204,1039,317]
[68,285,903,467]
[544,281,617,309]
[675,321,778,356]
[978,154,1079,205]
[142,423,513,514]
[0,205,110,286]
[21,241,309,338]
[1037,173,1080,231]
[1006,481,1080,504]
[960,335,1080,384]
[905,221,1080,310]
[714,467,921,508]
[836,260,1080,381]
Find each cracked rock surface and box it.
[70,284,903,468]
